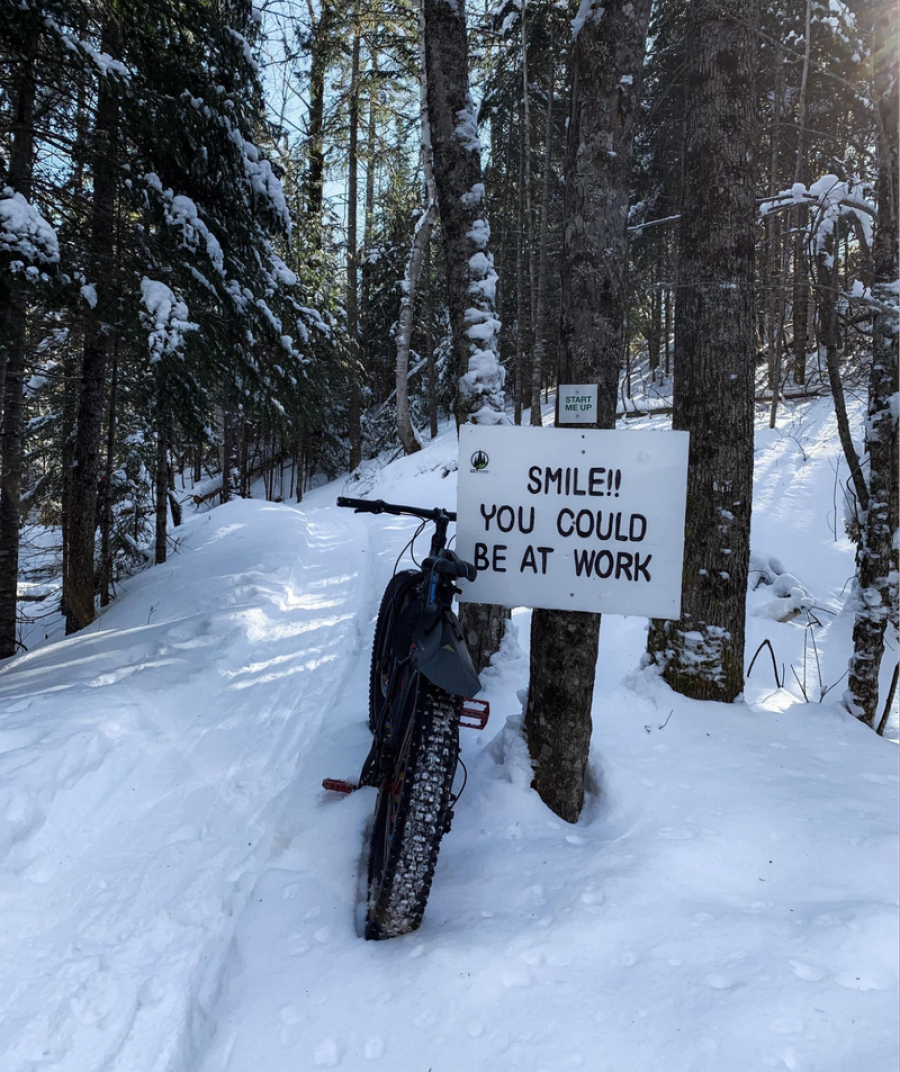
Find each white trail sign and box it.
[456,426,689,618]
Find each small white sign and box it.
[558,383,599,424]
[456,425,689,619]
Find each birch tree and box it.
[846,7,899,726]
[524,0,652,822]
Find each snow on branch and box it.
[0,190,59,268]
[140,278,198,361]
[759,174,875,251]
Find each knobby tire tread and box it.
[366,685,460,940]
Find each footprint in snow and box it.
[314,1038,340,1067]
[789,960,825,982]
[364,1037,385,1059]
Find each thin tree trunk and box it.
[514,110,526,425]
[766,43,783,393]
[525,0,653,823]
[64,18,120,634]
[99,342,118,607]
[819,230,868,512]
[520,0,536,360]
[397,3,439,454]
[347,29,362,471]
[646,0,759,703]
[0,59,36,658]
[530,34,554,425]
[154,409,168,566]
[847,11,899,725]
[425,236,438,438]
[769,214,791,429]
[790,0,812,389]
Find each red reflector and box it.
[322,778,357,794]
[460,698,490,731]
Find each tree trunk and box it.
[514,110,527,425]
[846,11,899,725]
[530,33,554,426]
[397,3,439,455]
[790,0,812,388]
[306,0,333,227]
[347,29,362,471]
[99,342,118,607]
[424,236,438,439]
[520,0,536,377]
[423,0,510,673]
[646,0,758,703]
[0,59,36,658]
[64,18,120,634]
[423,0,505,425]
[648,267,660,374]
[765,43,783,394]
[154,415,168,566]
[819,229,868,514]
[525,0,653,823]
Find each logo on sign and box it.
[471,450,489,472]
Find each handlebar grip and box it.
[336,496,384,513]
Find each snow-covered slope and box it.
[0,401,897,1072]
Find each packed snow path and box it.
[0,402,897,1072]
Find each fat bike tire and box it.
[368,569,421,734]
[365,683,460,940]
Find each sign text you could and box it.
[455,425,689,619]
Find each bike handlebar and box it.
[336,496,457,523]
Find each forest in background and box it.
[0,0,896,785]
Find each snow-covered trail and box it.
[0,402,896,1072]
[0,501,376,1071]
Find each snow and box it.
[572,0,604,39]
[0,400,896,1072]
[453,98,482,154]
[0,190,59,265]
[140,277,198,360]
[80,283,98,308]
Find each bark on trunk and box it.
[423,0,505,424]
[424,237,438,439]
[646,0,758,703]
[0,60,36,658]
[397,4,439,455]
[846,11,899,725]
[765,43,783,395]
[514,114,527,425]
[525,0,652,823]
[306,0,333,227]
[99,342,118,607]
[423,0,510,671]
[63,18,119,634]
[347,30,362,471]
[154,419,168,566]
[530,34,554,426]
[790,0,812,388]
